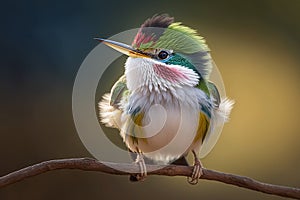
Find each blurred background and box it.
[0,0,299,199]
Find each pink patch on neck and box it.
[153,64,188,83]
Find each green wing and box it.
[110,75,128,109]
[196,78,209,96]
[197,78,220,108]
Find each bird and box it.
[97,14,234,184]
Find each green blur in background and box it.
[0,0,299,199]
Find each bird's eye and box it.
[157,50,169,60]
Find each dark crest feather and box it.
[141,14,174,28]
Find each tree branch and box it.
[0,158,299,199]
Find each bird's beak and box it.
[94,38,151,58]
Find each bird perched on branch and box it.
[98,14,234,184]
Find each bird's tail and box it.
[98,93,122,128]
[214,97,235,125]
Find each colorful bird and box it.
[98,14,234,184]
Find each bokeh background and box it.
[0,0,299,199]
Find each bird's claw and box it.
[135,153,147,181]
[187,160,203,185]
[187,150,203,185]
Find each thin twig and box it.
[0,158,299,199]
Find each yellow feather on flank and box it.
[133,112,144,126]
[192,112,210,145]
[124,112,149,146]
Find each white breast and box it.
[120,87,207,164]
[141,103,199,163]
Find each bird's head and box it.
[96,14,213,93]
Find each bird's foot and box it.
[134,153,147,181]
[187,150,203,185]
